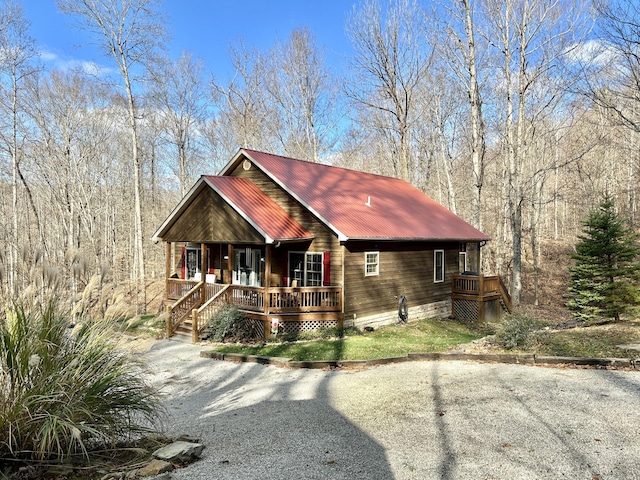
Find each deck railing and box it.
[452,274,512,313]
[229,285,266,311]
[192,285,231,342]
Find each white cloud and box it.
[38,48,114,77]
[38,49,58,62]
[566,39,617,67]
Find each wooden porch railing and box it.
[222,285,343,313]
[167,279,200,300]
[166,281,204,337]
[205,282,228,300]
[191,284,231,343]
[229,285,266,311]
[496,277,512,313]
[266,286,342,313]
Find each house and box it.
[153,148,508,341]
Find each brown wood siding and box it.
[230,161,343,286]
[161,187,264,244]
[343,241,460,320]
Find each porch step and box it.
[171,328,193,343]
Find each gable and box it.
[160,186,264,244]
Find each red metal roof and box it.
[239,149,490,242]
[203,176,313,242]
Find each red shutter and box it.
[180,247,186,279]
[323,251,331,286]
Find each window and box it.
[184,246,213,280]
[365,251,379,276]
[459,243,467,273]
[434,250,445,283]
[289,252,323,286]
[306,253,323,286]
[459,252,467,273]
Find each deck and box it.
[165,279,343,341]
[451,274,512,321]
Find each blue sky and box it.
[23,1,357,79]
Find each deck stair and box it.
[166,283,230,343]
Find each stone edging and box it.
[199,350,639,370]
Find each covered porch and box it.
[162,242,343,342]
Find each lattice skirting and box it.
[240,318,265,339]
[452,298,501,322]
[452,298,480,321]
[239,317,340,338]
[277,319,340,335]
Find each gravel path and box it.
[143,339,640,480]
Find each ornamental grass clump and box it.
[0,298,162,463]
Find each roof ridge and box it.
[242,148,412,184]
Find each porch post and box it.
[165,242,171,300]
[227,245,234,285]
[201,243,208,300]
[264,244,272,314]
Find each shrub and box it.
[494,313,544,350]
[0,298,162,463]
[204,304,245,342]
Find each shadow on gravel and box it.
[147,340,393,480]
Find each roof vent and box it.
[242,159,252,170]
[365,196,371,207]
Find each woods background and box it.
[1,0,638,315]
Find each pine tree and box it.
[567,198,640,321]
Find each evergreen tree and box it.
[567,198,640,321]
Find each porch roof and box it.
[152,176,313,244]
[223,149,491,243]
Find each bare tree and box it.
[0,0,38,294]
[211,41,277,155]
[266,27,337,162]
[482,0,585,304]
[58,0,166,313]
[589,0,640,134]
[150,51,210,197]
[346,0,432,182]
[437,0,487,231]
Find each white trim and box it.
[219,149,247,176]
[365,251,380,277]
[434,250,445,283]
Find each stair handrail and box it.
[191,284,231,343]
[498,276,513,313]
[166,281,204,338]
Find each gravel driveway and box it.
[143,339,640,480]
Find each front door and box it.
[233,248,262,286]
[185,248,200,279]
